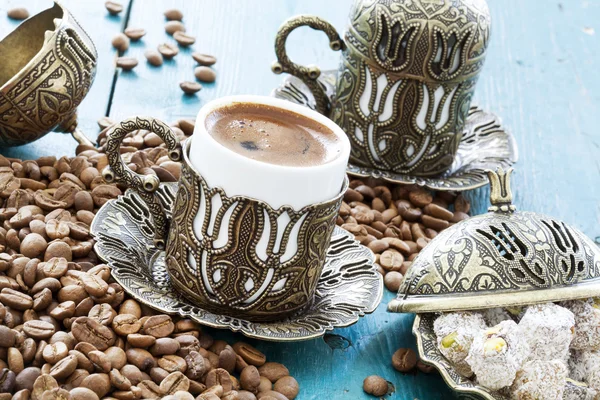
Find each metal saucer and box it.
[91,183,383,342]
[271,70,518,192]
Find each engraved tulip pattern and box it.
[166,162,341,320]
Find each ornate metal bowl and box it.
[0,1,96,147]
[388,168,600,399]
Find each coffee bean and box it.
[194,66,216,83]
[32,374,59,398]
[233,342,266,367]
[273,376,299,400]
[89,303,117,326]
[7,7,29,20]
[240,365,260,393]
[144,50,164,67]
[165,20,186,35]
[105,1,123,15]
[150,338,180,356]
[184,351,209,380]
[110,368,131,390]
[392,348,417,372]
[111,33,129,53]
[0,325,17,347]
[421,214,449,231]
[111,313,140,336]
[164,9,183,21]
[88,350,111,373]
[179,81,202,94]
[104,346,127,370]
[126,348,156,371]
[49,354,78,379]
[143,315,174,338]
[192,53,217,66]
[173,31,195,46]
[81,373,111,398]
[416,359,435,374]
[160,371,189,394]
[363,375,388,396]
[158,43,179,59]
[116,57,138,71]
[1,287,33,310]
[124,27,146,41]
[384,271,403,292]
[45,241,72,261]
[138,379,162,398]
[72,317,116,351]
[8,347,25,374]
[20,232,47,258]
[205,368,233,393]
[81,273,108,297]
[69,387,99,400]
[258,362,289,383]
[24,320,56,340]
[238,391,258,400]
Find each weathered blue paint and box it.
[2,0,599,398]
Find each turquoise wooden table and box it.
[1,1,599,399]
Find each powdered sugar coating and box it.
[519,303,575,362]
[581,351,600,391]
[466,320,530,391]
[563,379,598,400]
[569,351,588,382]
[510,360,567,400]
[434,312,487,377]
[561,299,600,351]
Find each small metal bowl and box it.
[0,1,97,147]
[388,168,600,399]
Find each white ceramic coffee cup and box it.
[189,95,351,210]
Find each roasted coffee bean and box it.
[144,50,164,67]
[157,355,186,373]
[273,376,299,399]
[7,7,29,20]
[111,33,130,52]
[127,333,156,348]
[116,57,138,71]
[392,348,417,372]
[137,379,162,398]
[205,368,233,393]
[23,319,56,339]
[150,337,180,356]
[124,27,146,41]
[8,347,25,374]
[126,348,156,371]
[14,367,41,392]
[105,1,123,15]
[363,375,388,396]
[88,350,111,373]
[192,53,217,66]
[240,365,260,393]
[49,354,78,379]
[173,31,195,46]
[0,325,17,347]
[32,374,59,398]
[89,303,117,326]
[81,373,111,398]
[104,346,127,370]
[110,368,132,390]
[43,342,69,364]
[165,20,186,35]
[258,362,289,382]
[184,351,208,380]
[157,43,179,59]
[194,66,216,83]
[69,387,99,400]
[164,9,183,20]
[143,314,174,338]
[160,371,189,394]
[384,271,403,292]
[71,317,116,351]
[1,287,33,310]
[233,342,266,367]
[180,81,202,94]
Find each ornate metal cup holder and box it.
[272,70,518,191]
[91,183,383,341]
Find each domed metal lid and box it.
[388,168,600,313]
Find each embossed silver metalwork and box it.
[103,117,351,322]
[91,183,383,341]
[272,70,518,191]
[272,0,491,177]
[0,1,97,147]
[388,168,600,313]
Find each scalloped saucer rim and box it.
[91,184,383,342]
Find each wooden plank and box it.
[0,0,131,160]
[107,0,600,399]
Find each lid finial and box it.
[487,168,516,213]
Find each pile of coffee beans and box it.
[106,3,217,94]
[337,181,470,292]
[0,121,298,400]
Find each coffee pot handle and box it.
[101,116,182,249]
[272,15,345,115]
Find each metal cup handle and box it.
[101,116,182,249]
[272,15,344,115]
